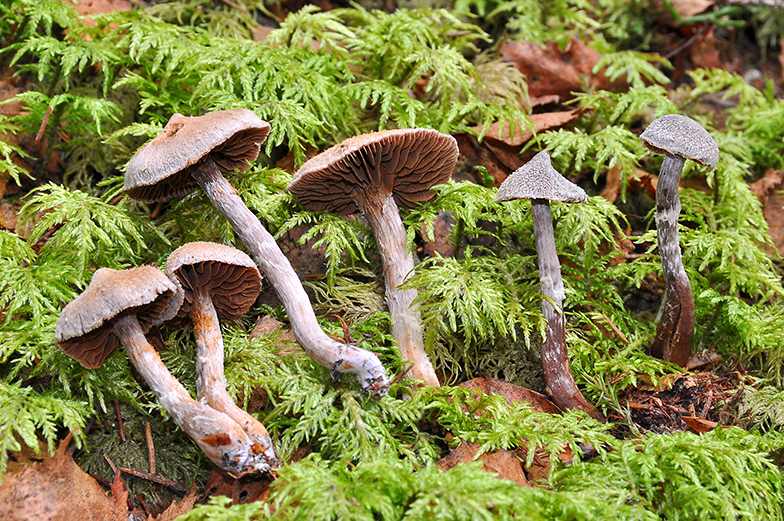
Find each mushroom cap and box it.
[495,150,587,203]
[55,266,179,369]
[639,114,719,168]
[288,128,458,215]
[164,242,261,323]
[124,109,271,203]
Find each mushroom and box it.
[123,109,389,396]
[55,266,273,474]
[164,241,278,466]
[289,129,459,387]
[639,114,719,368]
[495,151,602,420]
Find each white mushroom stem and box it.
[531,200,603,421]
[651,154,694,367]
[190,158,390,396]
[358,187,440,387]
[190,288,279,466]
[112,314,272,473]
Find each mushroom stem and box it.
[651,154,693,367]
[190,288,278,466]
[358,187,439,387]
[112,314,271,473]
[190,158,390,395]
[531,200,603,421]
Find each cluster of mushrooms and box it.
[54,108,717,473]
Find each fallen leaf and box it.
[500,36,617,99]
[690,24,723,70]
[437,439,529,487]
[203,468,274,505]
[460,376,561,414]
[0,435,129,521]
[601,164,658,203]
[681,416,719,434]
[474,110,580,147]
[150,488,198,521]
[686,350,721,370]
[667,0,715,20]
[750,169,784,255]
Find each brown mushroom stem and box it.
[359,187,440,387]
[190,288,278,466]
[651,154,693,368]
[531,200,603,421]
[190,158,390,395]
[112,314,271,473]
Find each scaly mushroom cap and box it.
[55,266,179,369]
[495,150,586,203]
[165,242,261,323]
[289,128,458,215]
[640,114,719,168]
[124,109,271,203]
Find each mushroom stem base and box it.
[113,314,271,473]
[651,154,693,368]
[532,200,603,421]
[191,159,390,395]
[191,289,279,467]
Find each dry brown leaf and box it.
[500,36,617,99]
[0,436,129,521]
[437,439,529,487]
[601,164,658,203]
[668,0,715,19]
[750,169,784,255]
[459,376,560,414]
[475,110,580,147]
[56,0,131,17]
[150,488,198,521]
[204,468,274,505]
[681,416,719,434]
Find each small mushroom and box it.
[639,114,719,368]
[165,242,277,467]
[495,151,602,421]
[124,110,389,396]
[289,129,459,387]
[55,266,272,474]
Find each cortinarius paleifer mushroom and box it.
[165,242,277,467]
[640,114,719,368]
[289,129,459,387]
[123,109,389,396]
[55,266,272,473]
[495,150,602,421]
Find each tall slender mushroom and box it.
[495,151,602,420]
[164,241,277,466]
[289,129,459,387]
[123,109,389,396]
[55,266,273,474]
[639,114,719,368]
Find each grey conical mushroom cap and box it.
[124,109,271,203]
[165,242,261,323]
[640,114,719,168]
[289,128,458,215]
[55,266,179,369]
[495,150,587,203]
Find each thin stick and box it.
[103,453,118,474]
[113,399,125,442]
[602,313,630,344]
[135,493,151,517]
[35,105,53,144]
[145,421,156,475]
[119,467,187,496]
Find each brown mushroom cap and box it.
[124,109,271,203]
[165,242,261,323]
[289,128,458,215]
[495,150,586,203]
[55,266,179,369]
[639,114,719,168]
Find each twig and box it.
[135,493,152,517]
[145,421,156,475]
[119,467,188,496]
[114,399,125,442]
[602,313,630,344]
[665,21,711,60]
[35,105,53,144]
[103,453,118,474]
[218,0,248,12]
